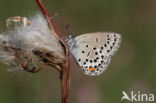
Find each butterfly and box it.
[68,32,122,76]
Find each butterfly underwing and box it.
[68,32,122,76]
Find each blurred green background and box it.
[0,0,156,103]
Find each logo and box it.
[121,91,155,102]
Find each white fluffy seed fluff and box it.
[0,34,15,65]
[0,13,65,68]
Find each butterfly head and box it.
[67,34,76,52]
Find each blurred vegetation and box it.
[0,0,156,103]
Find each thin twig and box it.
[35,0,70,103]
[35,0,66,47]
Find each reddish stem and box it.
[61,49,70,103]
[35,0,70,103]
[35,0,66,46]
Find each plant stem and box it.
[61,49,70,103]
[35,0,70,103]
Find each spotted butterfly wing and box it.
[68,32,122,76]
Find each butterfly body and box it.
[68,32,121,76]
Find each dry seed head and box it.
[0,34,15,65]
[0,13,65,71]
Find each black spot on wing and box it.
[95,52,98,55]
[101,60,104,63]
[104,44,107,47]
[98,64,101,66]
[114,34,116,37]
[96,57,99,60]
[101,55,104,59]
[94,59,97,63]
[78,59,81,62]
[93,47,96,50]
[87,52,90,57]
[107,50,110,53]
[96,38,98,42]
[90,60,93,63]
[114,38,117,42]
[112,42,115,45]
[86,45,88,48]
[99,50,102,53]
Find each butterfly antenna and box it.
[66,24,75,38]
